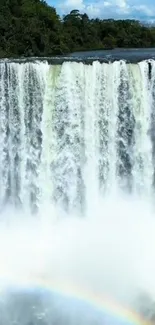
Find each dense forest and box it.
[1,0,155,58]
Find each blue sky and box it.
[47,0,155,21]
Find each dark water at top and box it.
[3,48,155,64]
[69,48,155,62]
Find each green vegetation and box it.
[1,0,155,57]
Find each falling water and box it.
[1,59,155,324]
[0,60,154,214]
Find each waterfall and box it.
[1,59,155,325]
[0,60,154,214]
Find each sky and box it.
[48,0,155,21]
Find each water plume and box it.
[0,195,155,324]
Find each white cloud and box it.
[116,0,127,9]
[58,0,128,17]
[133,5,154,17]
[58,0,85,12]
[57,0,155,20]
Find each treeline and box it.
[0,0,155,58]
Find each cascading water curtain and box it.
[0,60,154,214]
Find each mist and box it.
[0,195,155,323]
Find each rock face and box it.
[133,293,155,323]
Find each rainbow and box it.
[4,274,153,325]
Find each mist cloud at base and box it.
[0,195,155,320]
